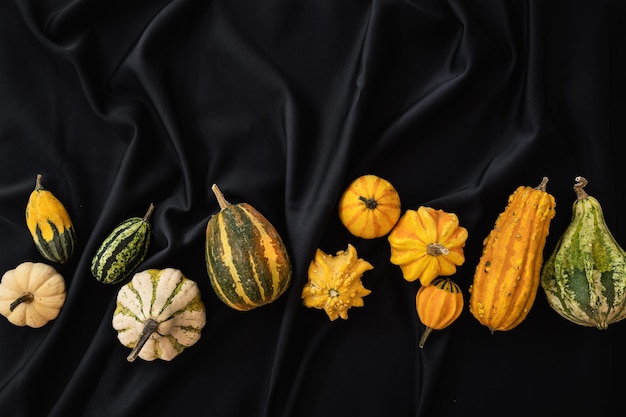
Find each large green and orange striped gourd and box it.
[25,174,77,264]
[469,177,556,332]
[205,184,292,311]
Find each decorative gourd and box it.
[25,174,77,264]
[338,174,401,239]
[91,204,154,285]
[205,184,291,311]
[388,206,468,286]
[469,177,556,332]
[112,268,206,362]
[416,278,464,348]
[301,244,373,321]
[541,176,626,329]
[0,262,66,328]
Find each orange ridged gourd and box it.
[416,278,464,348]
[469,177,556,332]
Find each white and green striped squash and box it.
[112,268,206,362]
[91,204,154,285]
[205,184,292,311]
[541,177,626,329]
[25,174,77,264]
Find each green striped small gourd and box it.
[91,204,154,285]
[541,177,626,329]
[205,184,292,311]
[25,174,77,263]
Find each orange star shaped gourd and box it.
[388,206,468,286]
[301,244,373,321]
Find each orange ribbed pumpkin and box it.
[338,175,401,239]
[416,278,464,348]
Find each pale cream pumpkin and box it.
[0,262,66,328]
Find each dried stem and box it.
[142,203,155,222]
[573,176,589,200]
[127,318,159,362]
[427,243,450,256]
[534,176,549,192]
[35,174,43,190]
[418,327,434,348]
[211,184,231,210]
[10,292,34,311]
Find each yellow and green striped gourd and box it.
[205,184,292,311]
[25,174,77,264]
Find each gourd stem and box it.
[427,243,450,256]
[127,318,159,362]
[142,203,155,222]
[573,176,589,200]
[9,292,34,311]
[358,196,378,210]
[534,176,549,192]
[418,327,434,348]
[35,174,43,190]
[211,184,231,210]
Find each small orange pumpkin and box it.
[338,174,401,239]
[388,206,468,286]
[416,278,464,348]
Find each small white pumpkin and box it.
[112,268,207,362]
[0,262,66,328]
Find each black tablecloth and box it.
[1,1,625,416]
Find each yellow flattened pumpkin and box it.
[388,206,468,286]
[338,174,401,239]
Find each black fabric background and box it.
[1,1,625,416]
